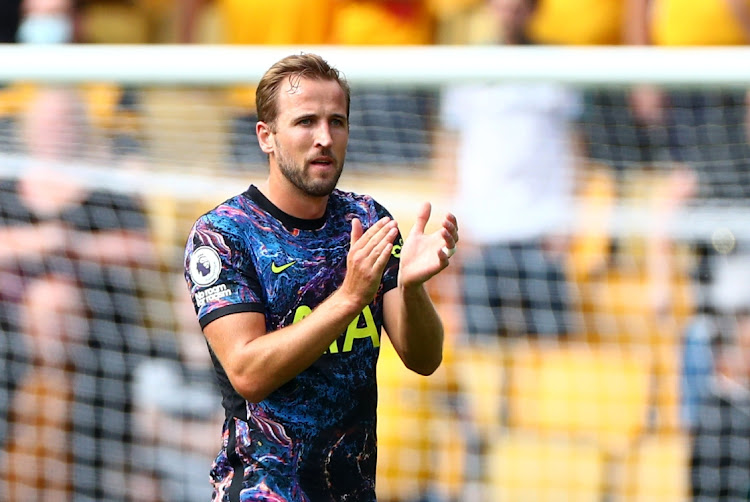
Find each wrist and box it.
[398,279,425,298]
[330,289,369,318]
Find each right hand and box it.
[339,216,399,308]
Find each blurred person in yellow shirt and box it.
[330,0,435,45]
[627,0,750,47]
[528,0,625,45]
[328,0,439,167]
[178,0,334,168]
[179,0,333,45]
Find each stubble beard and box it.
[276,144,344,197]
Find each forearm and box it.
[624,0,651,45]
[387,284,444,375]
[214,289,365,403]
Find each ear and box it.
[256,121,274,154]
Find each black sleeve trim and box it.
[199,303,265,329]
[382,276,398,294]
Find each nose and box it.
[314,123,333,149]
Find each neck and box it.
[259,175,329,220]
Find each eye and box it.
[331,118,347,127]
[298,118,313,126]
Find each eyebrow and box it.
[293,112,348,123]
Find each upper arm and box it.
[382,287,406,358]
[202,311,267,386]
[382,287,398,341]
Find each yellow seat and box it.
[487,431,605,502]
[453,341,506,443]
[623,433,689,502]
[376,341,464,501]
[507,343,652,456]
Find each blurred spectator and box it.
[624,0,750,200]
[0,86,157,501]
[0,0,22,43]
[178,0,437,169]
[689,251,750,502]
[528,0,624,45]
[17,0,75,44]
[330,0,437,167]
[329,0,435,45]
[178,0,334,168]
[75,0,152,44]
[439,2,581,492]
[521,0,635,177]
[0,275,83,499]
[621,1,750,431]
[179,0,333,45]
[440,0,581,341]
[132,276,223,502]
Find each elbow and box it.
[405,351,443,376]
[230,374,273,404]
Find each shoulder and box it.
[331,189,391,220]
[191,194,251,232]
[186,193,264,253]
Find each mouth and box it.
[310,156,335,168]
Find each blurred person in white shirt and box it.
[439,0,581,340]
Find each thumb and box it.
[350,217,363,245]
[409,202,432,238]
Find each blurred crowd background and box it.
[2,0,750,501]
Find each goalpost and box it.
[1,43,748,501]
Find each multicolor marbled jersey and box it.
[184,185,401,502]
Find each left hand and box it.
[398,202,459,289]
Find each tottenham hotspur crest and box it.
[190,246,222,287]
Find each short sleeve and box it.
[373,200,400,294]
[184,215,264,329]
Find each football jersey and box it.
[183,185,401,501]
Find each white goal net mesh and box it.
[1,44,749,502]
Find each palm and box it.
[398,202,458,288]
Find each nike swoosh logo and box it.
[271,260,296,274]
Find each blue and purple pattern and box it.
[184,185,400,502]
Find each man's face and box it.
[265,76,349,197]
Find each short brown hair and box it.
[255,53,351,129]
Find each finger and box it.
[372,225,398,255]
[444,213,458,235]
[409,202,432,238]
[350,218,363,246]
[442,217,458,237]
[358,218,397,256]
[440,245,456,259]
[372,239,395,273]
[440,228,457,250]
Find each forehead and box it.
[276,76,347,117]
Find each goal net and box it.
[1,44,749,501]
